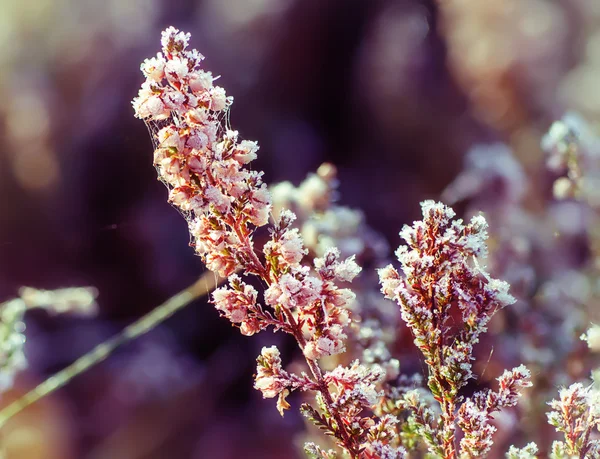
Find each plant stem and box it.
[0,271,218,428]
[281,308,357,457]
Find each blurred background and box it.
[0,0,599,457]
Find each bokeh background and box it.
[0,0,599,457]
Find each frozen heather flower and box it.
[161,26,191,54]
[581,324,600,352]
[380,201,523,458]
[547,382,600,457]
[332,255,361,282]
[132,81,169,120]
[264,210,307,267]
[303,443,338,459]
[506,443,539,459]
[141,54,166,81]
[458,366,532,457]
[209,86,229,111]
[133,27,273,277]
[264,271,322,310]
[254,346,288,399]
[314,248,361,283]
[303,336,345,361]
[165,56,189,81]
[211,274,257,324]
[324,361,384,408]
[254,346,317,416]
[378,264,401,298]
[363,441,407,459]
[232,140,259,164]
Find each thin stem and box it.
[578,410,595,459]
[307,358,358,458]
[0,271,219,428]
[281,307,357,457]
[441,398,457,459]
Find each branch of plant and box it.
[0,271,220,428]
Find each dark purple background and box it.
[0,0,589,457]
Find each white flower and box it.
[165,57,189,80]
[140,55,165,81]
[161,26,191,52]
[210,86,228,111]
[582,324,600,352]
[189,70,214,92]
[303,336,345,360]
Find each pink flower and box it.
[254,346,288,399]
[264,271,322,310]
[303,336,345,360]
[211,274,257,324]
[140,55,165,81]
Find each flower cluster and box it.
[506,443,539,459]
[134,28,394,458]
[133,27,270,277]
[379,201,514,387]
[135,27,600,459]
[456,365,532,457]
[300,361,404,456]
[270,165,404,453]
[545,382,600,458]
[379,201,529,458]
[270,163,388,260]
[254,346,318,415]
[582,324,600,352]
[271,166,399,383]
[542,113,600,204]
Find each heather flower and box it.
[546,382,600,457]
[379,201,528,458]
[581,324,600,352]
[254,346,289,399]
[264,269,322,310]
[133,28,271,278]
[134,28,391,458]
[506,443,539,459]
[212,274,257,324]
[362,441,407,459]
[264,210,308,268]
[323,361,384,409]
[542,113,600,205]
[457,365,532,457]
[314,248,361,283]
[303,443,338,459]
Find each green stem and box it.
[0,272,218,428]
